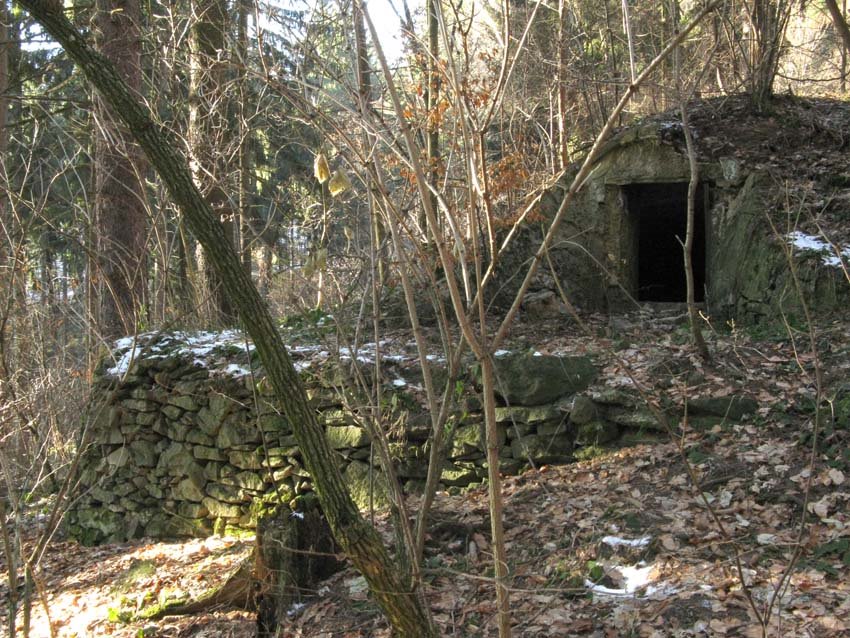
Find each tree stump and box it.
[255,499,342,637]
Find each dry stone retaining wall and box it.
[67,331,756,544]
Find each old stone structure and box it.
[67,332,586,543]
[67,330,757,544]
[498,99,850,323]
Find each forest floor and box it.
[3,307,850,638]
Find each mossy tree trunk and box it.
[14,2,437,635]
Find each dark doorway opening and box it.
[624,182,706,302]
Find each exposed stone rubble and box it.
[67,332,758,544]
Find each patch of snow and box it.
[644,582,680,598]
[221,364,250,377]
[602,535,652,548]
[286,602,306,617]
[288,344,323,355]
[584,581,633,597]
[618,563,656,592]
[113,335,139,350]
[756,533,777,545]
[392,378,407,387]
[585,562,661,599]
[789,231,829,251]
[494,349,511,357]
[108,333,161,375]
[107,349,137,376]
[787,231,850,267]
[107,329,257,378]
[606,375,635,387]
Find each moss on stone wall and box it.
[67,331,757,544]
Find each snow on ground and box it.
[602,535,652,548]
[787,231,850,267]
[585,562,660,598]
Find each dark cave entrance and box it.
[624,182,707,303]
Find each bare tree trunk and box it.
[747,0,791,111]
[0,498,17,638]
[175,219,197,317]
[257,241,272,296]
[189,0,236,325]
[825,0,850,55]
[351,9,436,625]
[0,0,10,296]
[236,0,253,277]
[621,0,637,84]
[842,0,848,92]
[424,0,440,239]
[16,4,438,634]
[672,0,710,360]
[680,106,709,359]
[93,0,149,340]
[0,12,14,635]
[556,0,569,168]
[479,353,512,637]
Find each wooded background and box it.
[2,0,849,635]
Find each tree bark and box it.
[189,0,236,325]
[236,0,253,277]
[825,0,850,55]
[13,2,437,635]
[424,0,440,240]
[93,0,149,339]
[0,14,11,632]
[255,503,341,636]
[0,1,10,281]
[680,104,710,360]
[673,0,710,361]
[747,0,791,111]
[556,0,569,169]
[479,354,511,637]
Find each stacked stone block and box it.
[73,333,711,544]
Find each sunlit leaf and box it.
[313,153,330,184]
[328,169,351,197]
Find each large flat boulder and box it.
[478,353,597,405]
